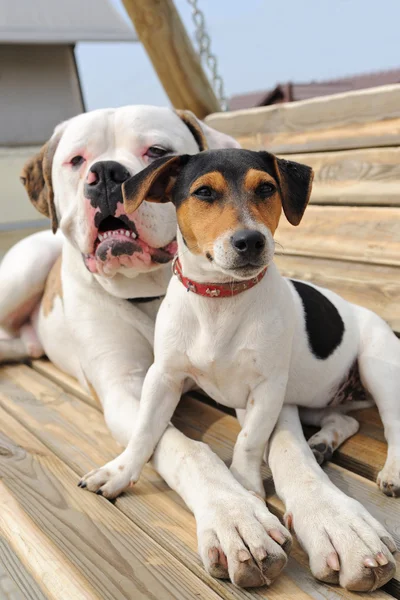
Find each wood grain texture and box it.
[122,0,220,118]
[206,84,400,153]
[274,255,400,332]
[276,206,400,267]
[0,399,224,600]
[284,147,400,207]
[0,537,48,600]
[0,364,377,600]
[0,481,99,600]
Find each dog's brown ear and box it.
[122,155,190,214]
[20,133,62,233]
[176,110,208,151]
[260,152,314,226]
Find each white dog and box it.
[0,107,396,590]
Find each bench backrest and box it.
[206,84,400,333]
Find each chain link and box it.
[187,0,228,110]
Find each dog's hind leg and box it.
[0,322,44,363]
[0,230,62,333]
[355,307,400,496]
[300,407,362,465]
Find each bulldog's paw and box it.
[197,490,291,587]
[78,451,138,499]
[287,485,397,591]
[377,458,400,497]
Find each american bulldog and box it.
[0,106,396,590]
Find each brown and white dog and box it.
[0,107,397,590]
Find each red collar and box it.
[172,257,267,298]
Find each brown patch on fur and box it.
[42,256,63,317]
[189,172,227,195]
[176,110,208,151]
[245,169,282,234]
[177,202,241,255]
[21,132,62,233]
[244,169,276,192]
[118,465,125,471]
[249,397,255,406]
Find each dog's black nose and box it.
[85,161,130,214]
[231,230,266,260]
[89,161,130,186]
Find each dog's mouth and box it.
[94,215,138,251]
[84,215,177,276]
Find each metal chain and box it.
[187,0,228,110]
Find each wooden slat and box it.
[206,84,400,153]
[284,147,400,207]
[275,255,400,332]
[0,481,99,600]
[0,398,224,600]
[276,206,400,267]
[0,537,48,600]
[0,364,380,600]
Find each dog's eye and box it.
[255,182,276,198]
[193,186,214,201]
[70,155,85,168]
[145,146,170,159]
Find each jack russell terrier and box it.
[79,148,399,582]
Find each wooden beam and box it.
[122,0,220,118]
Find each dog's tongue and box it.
[95,235,140,262]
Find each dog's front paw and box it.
[377,458,400,497]
[197,489,291,587]
[78,451,138,499]
[287,485,397,591]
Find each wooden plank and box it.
[0,482,99,600]
[0,364,378,600]
[285,147,400,207]
[274,255,400,332]
[122,0,220,118]
[205,84,400,153]
[0,537,48,600]
[0,400,224,600]
[276,206,400,267]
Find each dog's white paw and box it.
[377,457,400,497]
[78,451,139,499]
[197,489,291,587]
[287,485,397,591]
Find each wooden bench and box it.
[0,359,397,599]
[0,86,399,598]
[206,83,400,333]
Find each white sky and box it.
[75,0,400,111]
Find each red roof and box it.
[229,69,400,111]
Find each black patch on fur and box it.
[290,280,344,359]
[110,241,136,257]
[126,296,164,304]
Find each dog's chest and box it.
[185,326,266,409]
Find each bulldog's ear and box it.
[122,155,190,214]
[259,152,314,226]
[176,109,241,150]
[176,110,208,151]
[20,133,62,233]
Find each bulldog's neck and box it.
[63,239,171,299]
